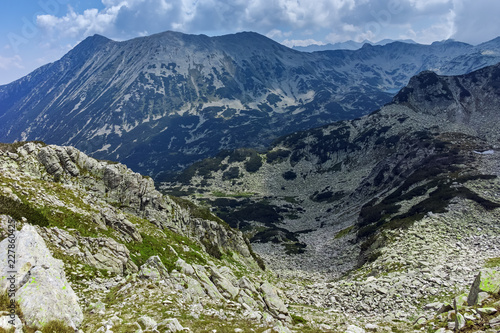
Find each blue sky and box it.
[1,0,500,85]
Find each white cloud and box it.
[31,0,500,50]
[0,55,24,70]
[281,39,326,48]
[450,0,500,44]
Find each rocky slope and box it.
[164,61,500,279]
[1,32,500,177]
[1,65,500,332]
[156,62,500,332]
[0,142,305,332]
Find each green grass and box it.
[485,257,500,268]
[291,313,307,324]
[334,225,354,239]
[211,191,254,198]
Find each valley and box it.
[0,30,500,333]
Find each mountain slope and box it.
[0,141,313,332]
[1,32,500,177]
[164,62,500,275]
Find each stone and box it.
[159,318,184,332]
[425,302,444,311]
[477,291,491,305]
[272,321,291,333]
[447,312,465,330]
[239,276,258,295]
[40,227,137,275]
[209,266,239,299]
[454,294,468,309]
[139,255,169,280]
[260,282,289,319]
[346,324,366,333]
[0,315,23,333]
[0,224,83,329]
[437,303,453,314]
[137,315,157,330]
[490,315,500,327]
[468,268,500,306]
[193,264,224,300]
[477,307,497,316]
[176,259,195,276]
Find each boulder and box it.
[0,315,23,333]
[139,255,169,280]
[0,223,83,329]
[346,325,366,333]
[137,315,157,331]
[468,268,500,305]
[160,318,185,332]
[260,282,289,319]
[209,266,240,299]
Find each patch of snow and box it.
[473,150,494,155]
[95,144,111,153]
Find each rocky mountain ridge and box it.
[0,141,304,332]
[1,32,500,177]
[164,62,500,276]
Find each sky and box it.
[1,0,499,85]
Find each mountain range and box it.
[292,38,417,52]
[1,31,500,332]
[1,31,500,178]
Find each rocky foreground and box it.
[0,141,499,333]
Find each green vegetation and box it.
[282,170,297,180]
[222,166,240,180]
[244,154,263,173]
[0,195,50,227]
[290,313,307,325]
[211,191,254,198]
[127,231,206,271]
[334,225,354,239]
[266,149,290,164]
[40,321,75,333]
[310,190,344,203]
[485,257,500,268]
[169,195,229,227]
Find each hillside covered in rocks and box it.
[1,63,500,332]
[159,63,500,331]
[0,142,300,332]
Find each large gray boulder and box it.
[468,268,500,306]
[260,282,289,320]
[209,266,240,299]
[139,255,169,279]
[40,226,138,274]
[0,223,83,329]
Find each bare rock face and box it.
[139,255,169,280]
[0,223,83,329]
[40,226,138,275]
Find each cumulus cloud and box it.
[33,0,500,48]
[451,0,500,44]
[281,39,326,48]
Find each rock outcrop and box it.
[0,223,83,329]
